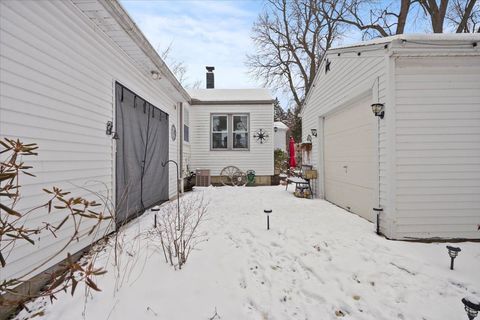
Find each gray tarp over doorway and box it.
[115,82,169,225]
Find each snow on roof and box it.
[188,89,273,103]
[331,33,480,51]
[274,122,289,130]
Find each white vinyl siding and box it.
[0,0,182,281]
[393,56,480,239]
[191,104,273,176]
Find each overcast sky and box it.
[120,0,363,108]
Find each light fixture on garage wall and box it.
[311,129,317,137]
[306,134,312,143]
[106,121,119,140]
[151,70,161,80]
[371,103,385,119]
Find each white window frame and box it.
[184,106,190,143]
[210,113,250,151]
[211,114,229,150]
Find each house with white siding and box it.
[0,0,273,305]
[274,121,289,152]
[301,34,480,240]
[188,87,274,185]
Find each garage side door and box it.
[324,96,376,222]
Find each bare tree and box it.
[246,0,345,107]
[340,0,479,36]
[446,0,480,32]
[159,43,202,89]
[419,0,451,32]
[335,0,413,39]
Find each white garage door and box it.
[324,96,376,222]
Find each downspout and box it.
[178,102,184,193]
[373,75,383,235]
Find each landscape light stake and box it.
[462,297,480,320]
[152,205,160,228]
[446,246,461,270]
[162,160,181,229]
[264,209,272,230]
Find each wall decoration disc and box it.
[171,124,177,141]
[253,128,269,144]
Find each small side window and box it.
[184,107,190,142]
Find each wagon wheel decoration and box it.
[220,166,246,186]
[253,129,269,144]
[232,171,247,186]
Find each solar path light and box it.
[462,297,480,320]
[446,245,461,270]
[264,209,272,230]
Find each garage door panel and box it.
[325,161,376,186]
[325,179,374,221]
[324,95,375,222]
[324,101,373,135]
[325,128,374,156]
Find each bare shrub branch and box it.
[147,193,208,270]
[0,138,113,309]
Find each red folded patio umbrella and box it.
[289,136,296,168]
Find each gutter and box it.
[191,99,275,106]
[99,0,191,103]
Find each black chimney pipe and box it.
[206,66,215,89]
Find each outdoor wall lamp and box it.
[274,127,278,133]
[151,70,161,80]
[306,135,312,143]
[311,129,317,137]
[371,103,385,119]
[105,121,119,139]
[462,297,480,320]
[446,245,461,270]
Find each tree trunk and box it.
[396,0,411,34]
[456,0,478,32]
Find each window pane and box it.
[212,115,227,132]
[184,125,189,142]
[233,133,248,149]
[233,115,248,132]
[212,132,228,149]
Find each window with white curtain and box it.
[211,113,249,150]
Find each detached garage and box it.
[301,34,480,240]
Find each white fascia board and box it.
[98,0,191,103]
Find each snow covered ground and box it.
[16,186,480,320]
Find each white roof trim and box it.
[94,0,191,102]
[302,33,480,112]
[331,33,480,51]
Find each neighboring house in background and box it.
[273,121,289,152]
[301,34,480,240]
[188,85,274,185]
[0,0,273,303]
